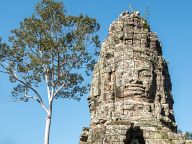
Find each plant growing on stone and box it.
[0,0,100,144]
[185,131,192,140]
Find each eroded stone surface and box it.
[80,11,185,144]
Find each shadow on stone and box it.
[124,124,145,144]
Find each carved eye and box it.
[139,70,151,78]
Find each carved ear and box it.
[151,66,157,98]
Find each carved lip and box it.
[125,84,145,91]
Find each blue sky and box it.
[0,0,192,144]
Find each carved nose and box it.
[129,74,142,84]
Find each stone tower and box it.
[80,11,185,144]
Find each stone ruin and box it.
[80,11,186,144]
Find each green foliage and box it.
[0,0,100,101]
[143,19,149,29]
[185,131,192,140]
[0,38,10,62]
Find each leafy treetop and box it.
[0,0,100,106]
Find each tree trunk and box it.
[44,101,53,144]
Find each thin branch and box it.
[53,83,65,98]
[0,62,47,112]
[52,62,75,98]
[0,67,48,113]
[51,50,55,100]
[2,61,16,78]
[54,53,85,87]
[0,63,7,70]
[24,95,48,113]
[15,77,47,109]
[2,62,18,77]
[0,70,9,74]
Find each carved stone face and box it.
[116,58,154,100]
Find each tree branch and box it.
[52,54,86,98]
[44,68,51,102]
[0,62,48,113]
[15,77,48,112]
[24,95,48,113]
[50,51,55,100]
[53,83,65,98]
[0,70,9,74]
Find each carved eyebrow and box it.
[138,68,151,73]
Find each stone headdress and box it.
[90,11,175,131]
